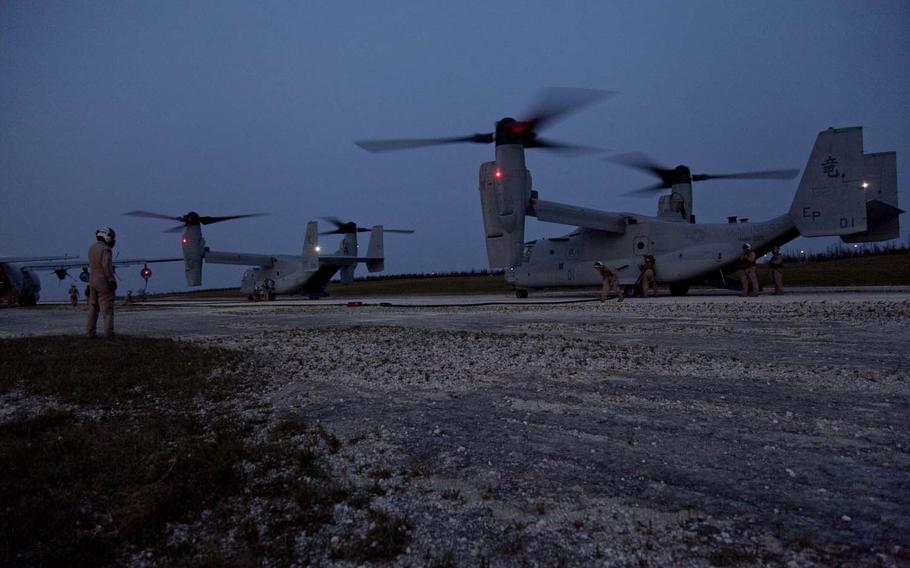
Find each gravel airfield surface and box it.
[4,289,910,566]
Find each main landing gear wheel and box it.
[515,289,529,299]
[669,283,690,296]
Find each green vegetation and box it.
[757,253,910,287]
[0,336,407,565]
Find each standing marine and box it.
[68,284,79,307]
[768,246,784,295]
[739,243,759,297]
[86,227,117,337]
[594,261,624,302]
[639,255,657,297]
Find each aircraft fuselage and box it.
[509,213,797,289]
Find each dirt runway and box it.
[4,289,909,565]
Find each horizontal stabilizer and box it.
[316,255,383,266]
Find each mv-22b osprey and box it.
[357,89,902,297]
[125,211,413,298]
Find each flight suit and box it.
[769,251,784,294]
[597,265,624,302]
[68,285,79,307]
[86,241,116,337]
[640,259,657,297]
[739,251,759,296]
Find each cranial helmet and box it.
[593,261,604,268]
[742,243,752,250]
[96,227,116,246]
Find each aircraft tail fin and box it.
[182,225,204,286]
[302,221,319,270]
[366,225,384,273]
[789,127,902,241]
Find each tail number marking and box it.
[802,207,821,221]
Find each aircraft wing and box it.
[204,250,276,267]
[316,255,383,267]
[20,257,182,272]
[113,257,183,267]
[530,199,627,233]
[0,255,73,264]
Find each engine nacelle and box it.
[478,145,532,268]
[181,225,204,286]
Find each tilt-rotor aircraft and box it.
[125,211,413,299]
[1,254,180,306]
[356,88,902,297]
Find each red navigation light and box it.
[511,122,528,135]
[140,265,152,281]
[181,236,188,245]
[494,168,502,179]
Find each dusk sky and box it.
[2,1,908,299]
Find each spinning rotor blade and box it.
[319,216,415,235]
[124,210,184,222]
[608,152,800,194]
[621,182,672,198]
[355,87,613,154]
[319,216,356,235]
[523,87,616,131]
[525,137,600,153]
[607,153,677,188]
[355,134,494,153]
[691,169,800,183]
[126,210,269,232]
[198,213,268,226]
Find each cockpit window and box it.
[522,244,534,263]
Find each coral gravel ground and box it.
[2,290,909,565]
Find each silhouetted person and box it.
[739,243,759,297]
[86,227,117,337]
[594,261,624,302]
[68,284,79,307]
[769,246,784,294]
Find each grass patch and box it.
[0,336,242,405]
[709,546,758,566]
[0,336,397,566]
[735,253,910,288]
[332,509,411,562]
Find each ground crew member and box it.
[68,284,79,307]
[639,255,657,297]
[594,261,624,302]
[86,227,117,337]
[739,243,759,297]
[769,245,784,295]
